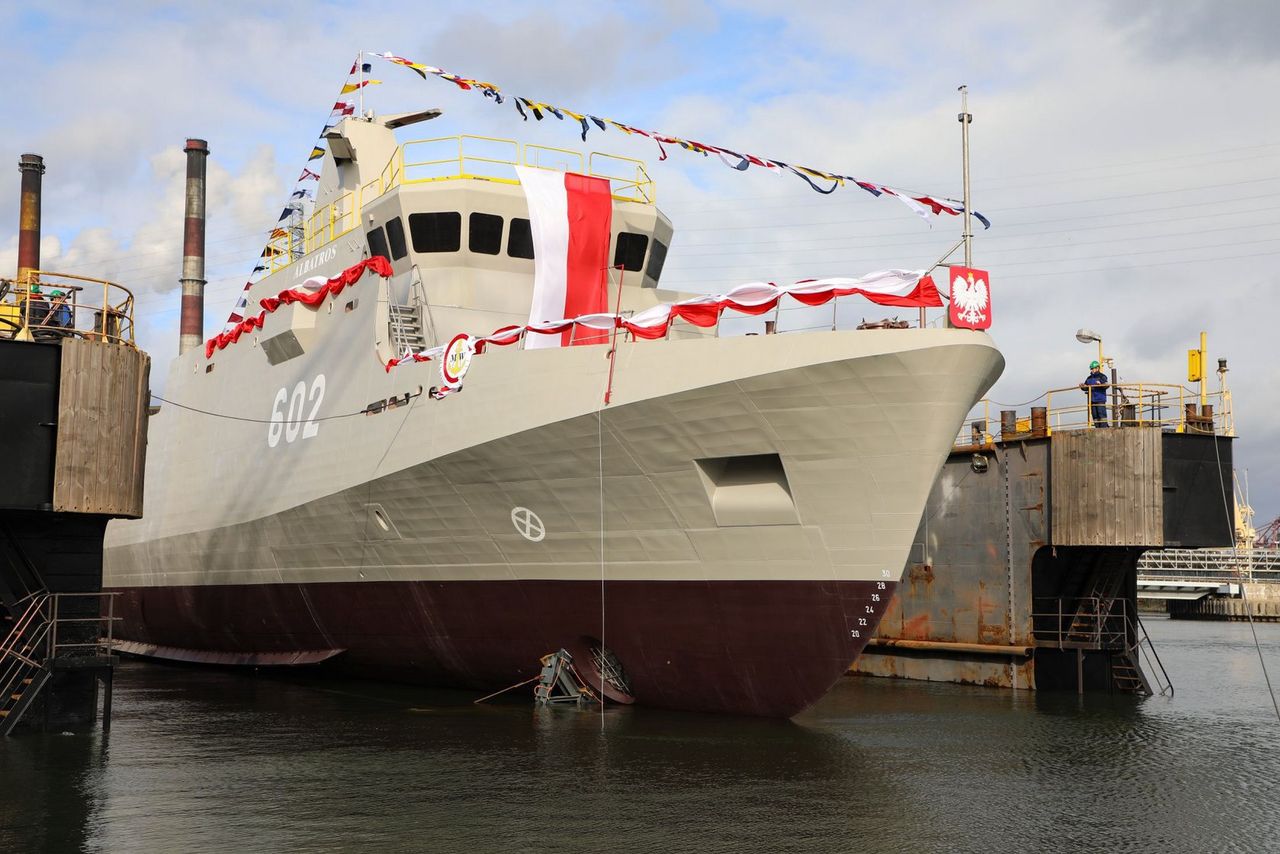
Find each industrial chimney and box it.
[16,154,45,285]
[178,139,209,355]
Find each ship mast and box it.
[959,84,973,268]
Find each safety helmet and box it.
[1089,360,1100,369]
[49,290,64,297]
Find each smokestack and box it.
[17,154,45,285]
[178,138,209,355]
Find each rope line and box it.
[149,390,422,424]
[1211,430,1280,724]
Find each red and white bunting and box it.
[385,270,940,370]
[205,256,393,359]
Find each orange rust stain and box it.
[900,613,932,641]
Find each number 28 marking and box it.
[268,374,326,447]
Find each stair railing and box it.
[1129,611,1174,697]
[0,592,119,734]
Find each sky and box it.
[1,0,1278,522]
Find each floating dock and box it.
[0,153,151,734]
[855,379,1235,695]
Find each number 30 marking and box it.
[268,374,326,447]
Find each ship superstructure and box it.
[103,108,1003,716]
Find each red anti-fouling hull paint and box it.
[111,578,893,717]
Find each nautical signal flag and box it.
[331,100,354,116]
[340,79,380,94]
[948,266,992,330]
[298,167,320,181]
[308,146,325,161]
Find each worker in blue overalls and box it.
[1080,360,1109,427]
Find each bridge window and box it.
[646,239,669,282]
[408,212,462,253]
[385,216,409,260]
[507,217,534,259]
[614,232,648,273]
[469,213,504,256]
[366,226,390,260]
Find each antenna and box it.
[958,85,973,268]
[357,50,365,117]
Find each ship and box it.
[102,106,1004,717]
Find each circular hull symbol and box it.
[440,333,474,389]
[511,506,545,542]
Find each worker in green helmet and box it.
[1080,360,1109,427]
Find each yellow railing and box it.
[955,382,1233,447]
[0,271,136,346]
[274,134,655,269]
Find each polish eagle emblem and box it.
[948,267,991,329]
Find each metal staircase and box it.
[388,303,427,355]
[0,592,118,735]
[1034,561,1173,697]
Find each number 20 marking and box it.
[268,374,326,447]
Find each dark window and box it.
[385,217,408,260]
[507,217,534,259]
[408,212,462,253]
[614,231,649,273]
[646,239,669,282]
[366,226,389,260]
[469,212,504,255]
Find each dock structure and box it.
[1137,547,1280,621]
[0,153,151,734]
[854,381,1235,696]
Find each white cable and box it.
[1211,427,1280,723]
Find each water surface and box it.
[2,617,1278,853]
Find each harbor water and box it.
[2,616,1278,853]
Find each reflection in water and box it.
[2,617,1278,853]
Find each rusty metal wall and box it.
[851,440,1046,689]
[1051,428,1163,546]
[855,427,1233,693]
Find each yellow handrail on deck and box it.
[0,271,136,347]
[955,381,1233,448]
[278,134,655,265]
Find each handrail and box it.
[1031,596,1130,650]
[275,134,656,270]
[1130,611,1174,696]
[0,271,136,346]
[955,380,1232,448]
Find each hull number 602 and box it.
[268,375,326,447]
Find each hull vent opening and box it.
[694,453,798,527]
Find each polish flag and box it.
[515,166,613,348]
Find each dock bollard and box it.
[1030,407,1047,437]
[1000,410,1017,441]
[970,420,986,445]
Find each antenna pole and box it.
[959,85,973,268]
[357,50,365,116]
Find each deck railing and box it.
[0,272,136,346]
[266,134,655,273]
[954,381,1232,447]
